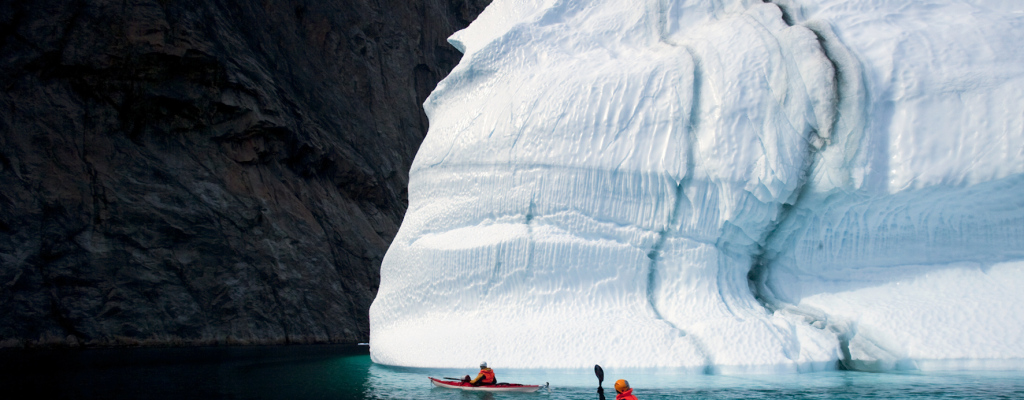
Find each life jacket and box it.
[616,388,638,400]
[478,368,495,384]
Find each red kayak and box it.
[428,377,547,392]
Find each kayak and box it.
[428,377,547,392]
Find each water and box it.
[1,345,1022,399]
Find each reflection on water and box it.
[364,362,1024,400]
[1,345,1022,399]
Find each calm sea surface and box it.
[1,345,1022,399]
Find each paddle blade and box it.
[595,364,604,383]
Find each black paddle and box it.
[595,364,606,400]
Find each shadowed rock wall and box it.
[0,0,490,346]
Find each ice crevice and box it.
[370,0,1024,371]
[746,0,864,370]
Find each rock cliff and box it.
[0,0,489,346]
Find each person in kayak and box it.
[614,379,638,400]
[467,362,497,386]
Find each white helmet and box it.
[480,362,488,368]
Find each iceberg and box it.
[369,0,1024,372]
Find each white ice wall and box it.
[369,0,1024,372]
[760,0,1024,371]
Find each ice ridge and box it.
[370,0,1024,372]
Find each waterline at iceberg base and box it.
[369,0,1024,372]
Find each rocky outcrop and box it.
[0,0,490,346]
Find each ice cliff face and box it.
[370,0,1024,372]
[761,0,1024,371]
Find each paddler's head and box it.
[614,379,630,393]
[480,361,488,369]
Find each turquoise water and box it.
[1,345,1022,399]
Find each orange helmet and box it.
[614,379,630,393]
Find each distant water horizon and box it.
[2,344,1022,399]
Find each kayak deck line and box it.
[428,377,548,393]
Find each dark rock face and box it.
[0,0,490,346]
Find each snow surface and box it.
[369,0,1024,372]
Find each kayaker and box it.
[614,379,638,400]
[468,361,497,386]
